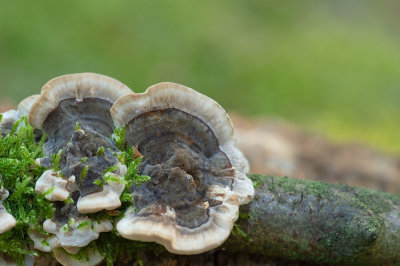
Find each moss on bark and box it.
[224,175,400,265]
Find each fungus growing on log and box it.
[24,73,133,262]
[1,74,254,264]
[0,185,16,234]
[29,73,132,213]
[112,82,254,254]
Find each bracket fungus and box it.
[1,73,254,264]
[30,73,131,212]
[24,73,133,261]
[112,82,254,254]
[0,185,16,234]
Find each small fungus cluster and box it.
[0,73,254,265]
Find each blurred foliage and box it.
[0,0,399,153]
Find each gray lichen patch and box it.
[126,108,235,229]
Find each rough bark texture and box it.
[97,174,400,266]
[224,175,400,264]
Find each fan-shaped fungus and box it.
[30,73,131,213]
[112,82,254,254]
[26,73,132,258]
[3,74,254,264]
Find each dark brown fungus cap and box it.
[111,82,254,254]
[29,73,131,213]
[26,74,131,253]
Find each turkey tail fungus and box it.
[111,82,254,254]
[0,74,253,265]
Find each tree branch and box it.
[223,174,400,264]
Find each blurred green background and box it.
[0,0,399,154]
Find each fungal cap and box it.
[111,82,234,144]
[77,164,126,213]
[0,210,17,234]
[17,94,40,117]
[113,82,254,253]
[29,73,133,129]
[117,185,239,254]
[0,110,19,135]
[0,109,19,123]
[111,82,254,204]
[77,181,124,213]
[53,247,104,266]
[0,187,16,234]
[43,218,113,248]
[28,230,61,252]
[35,170,69,201]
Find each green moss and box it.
[51,149,63,172]
[232,223,251,241]
[252,180,261,189]
[0,116,54,264]
[103,164,119,174]
[77,221,90,230]
[304,182,329,198]
[97,146,105,156]
[112,126,126,151]
[93,179,103,187]
[80,165,89,179]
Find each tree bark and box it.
[222,174,400,265]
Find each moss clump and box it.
[0,117,54,264]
